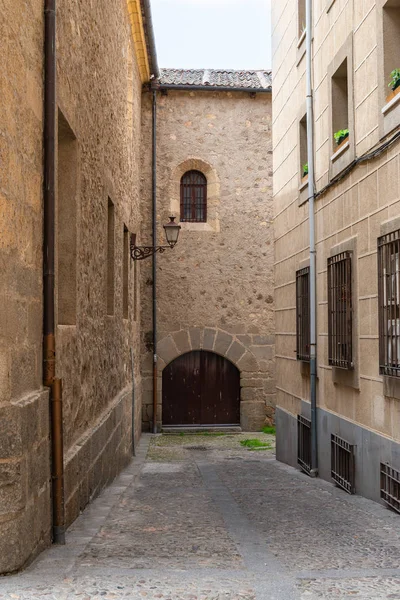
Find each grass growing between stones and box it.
[240,439,273,450]
[262,426,276,435]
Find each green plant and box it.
[302,163,308,177]
[240,438,272,449]
[334,128,349,145]
[388,69,400,91]
[262,426,276,435]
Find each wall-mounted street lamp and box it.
[130,216,181,261]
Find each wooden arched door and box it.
[162,351,240,426]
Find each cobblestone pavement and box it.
[1,432,400,599]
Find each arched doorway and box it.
[162,351,240,426]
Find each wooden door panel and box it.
[162,351,201,425]
[162,351,240,426]
[201,352,240,425]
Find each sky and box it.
[150,0,271,71]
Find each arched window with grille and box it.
[180,170,207,223]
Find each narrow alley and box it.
[1,433,400,600]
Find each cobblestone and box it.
[0,433,400,599]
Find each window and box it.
[123,225,129,319]
[382,1,400,102]
[107,198,115,315]
[378,230,400,377]
[180,170,207,223]
[327,252,353,369]
[299,113,308,181]
[296,267,310,361]
[331,58,349,152]
[298,0,306,39]
[58,110,77,325]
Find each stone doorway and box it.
[162,350,240,426]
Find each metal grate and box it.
[180,170,207,223]
[327,251,353,369]
[331,434,355,494]
[297,415,312,474]
[378,230,400,378]
[381,463,400,514]
[296,267,310,361]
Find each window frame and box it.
[327,251,353,370]
[180,170,207,223]
[296,266,310,362]
[378,229,400,378]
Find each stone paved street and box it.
[1,433,400,599]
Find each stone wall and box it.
[272,0,400,485]
[0,0,52,573]
[0,0,144,573]
[140,90,274,431]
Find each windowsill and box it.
[331,139,349,162]
[179,222,214,232]
[382,89,400,115]
[299,176,308,192]
[297,29,306,48]
[383,375,400,400]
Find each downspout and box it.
[152,88,158,434]
[44,0,66,543]
[306,0,318,475]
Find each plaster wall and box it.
[140,90,275,431]
[272,0,400,468]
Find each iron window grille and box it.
[331,434,355,494]
[327,251,353,369]
[381,462,400,514]
[180,170,207,223]
[378,230,400,378]
[296,267,310,361]
[297,415,312,475]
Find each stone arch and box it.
[169,157,220,232]
[155,327,265,430]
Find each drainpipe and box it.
[44,0,66,543]
[306,0,318,475]
[152,88,158,434]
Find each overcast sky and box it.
[151,0,271,70]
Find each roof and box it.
[158,69,272,91]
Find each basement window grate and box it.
[331,434,355,494]
[297,415,312,475]
[381,463,400,514]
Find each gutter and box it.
[155,84,271,94]
[141,0,160,78]
[151,89,158,434]
[44,0,66,544]
[306,0,318,476]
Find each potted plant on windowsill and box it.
[301,163,308,185]
[386,69,400,103]
[333,128,349,151]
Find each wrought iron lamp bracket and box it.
[130,241,171,261]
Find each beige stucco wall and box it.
[273,0,400,439]
[140,89,275,431]
[0,0,144,573]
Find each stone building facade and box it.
[140,70,275,432]
[273,0,400,503]
[0,0,152,574]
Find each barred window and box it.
[296,267,310,361]
[327,251,353,369]
[180,170,207,223]
[378,230,400,378]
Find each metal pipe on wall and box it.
[152,88,158,434]
[306,0,318,475]
[44,0,66,543]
